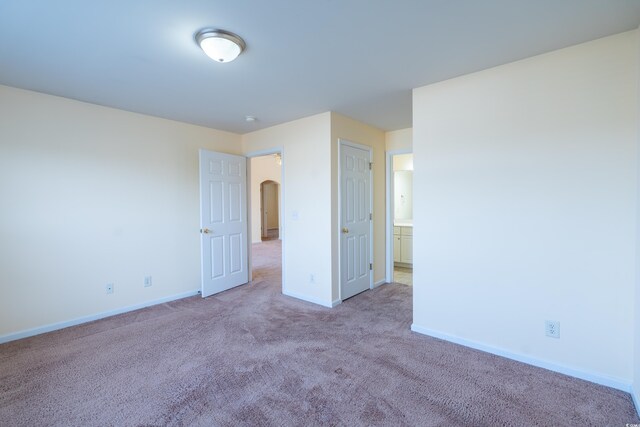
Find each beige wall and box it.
[330,112,386,301]
[0,84,241,339]
[412,31,638,388]
[385,128,412,152]
[243,113,334,306]
[249,155,281,243]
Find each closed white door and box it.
[340,142,371,300]
[199,149,248,297]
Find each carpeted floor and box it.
[1,239,638,426]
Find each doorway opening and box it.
[386,152,413,286]
[260,180,280,241]
[248,152,284,287]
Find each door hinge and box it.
[369,213,372,220]
[369,263,373,271]
[369,162,372,170]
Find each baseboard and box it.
[410,324,632,393]
[632,384,640,417]
[282,290,337,308]
[0,290,200,345]
[373,279,386,288]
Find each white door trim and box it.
[385,149,412,283]
[338,138,373,302]
[246,147,285,294]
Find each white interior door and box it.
[340,142,372,300]
[199,149,248,297]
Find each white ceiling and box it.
[1,1,639,134]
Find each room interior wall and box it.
[393,154,414,222]
[249,155,281,243]
[412,30,638,388]
[0,84,242,340]
[330,112,386,301]
[394,170,413,223]
[385,128,412,152]
[242,113,334,306]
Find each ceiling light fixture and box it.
[195,28,245,63]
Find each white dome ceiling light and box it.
[195,29,246,63]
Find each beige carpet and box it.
[0,239,638,426]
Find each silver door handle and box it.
[200,228,212,234]
[342,227,349,234]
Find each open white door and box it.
[340,142,372,300]
[199,149,248,297]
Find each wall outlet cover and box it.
[545,320,560,338]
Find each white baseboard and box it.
[632,384,640,417]
[282,290,338,308]
[373,279,386,288]
[410,324,632,393]
[0,290,200,345]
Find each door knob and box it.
[342,227,349,234]
[200,228,212,234]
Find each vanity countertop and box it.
[394,221,413,227]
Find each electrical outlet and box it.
[310,274,315,284]
[106,283,114,294]
[545,320,560,338]
[144,276,152,287]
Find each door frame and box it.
[338,138,373,301]
[385,148,412,283]
[246,147,285,293]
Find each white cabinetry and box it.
[393,226,413,266]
